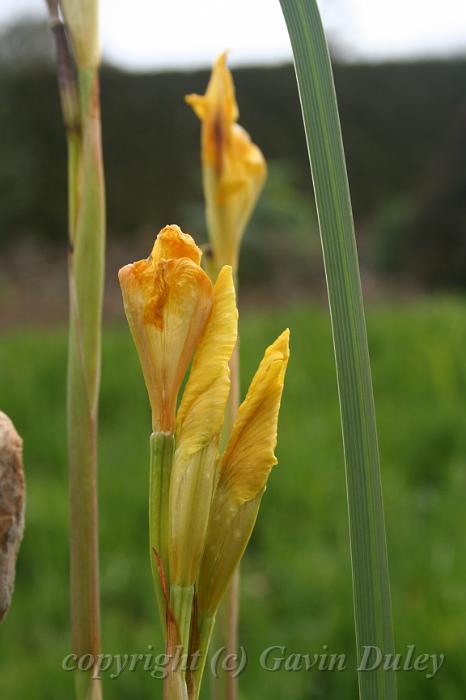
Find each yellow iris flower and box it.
[119,226,289,641]
[118,225,213,433]
[186,53,267,271]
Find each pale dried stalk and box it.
[47,4,105,698]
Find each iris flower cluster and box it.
[119,56,289,700]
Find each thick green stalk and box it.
[67,65,105,700]
[278,2,396,699]
[149,431,175,632]
[170,584,194,659]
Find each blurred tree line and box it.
[1,20,466,290]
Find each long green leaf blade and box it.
[278,2,397,698]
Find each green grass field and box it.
[0,299,465,699]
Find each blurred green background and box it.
[1,16,466,700]
[1,303,465,698]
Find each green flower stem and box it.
[149,431,175,631]
[170,584,195,659]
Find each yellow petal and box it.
[168,265,238,586]
[219,329,290,503]
[118,226,213,432]
[186,53,267,270]
[217,124,266,202]
[176,265,238,454]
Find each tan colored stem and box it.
[48,6,105,697]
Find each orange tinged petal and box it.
[118,225,213,432]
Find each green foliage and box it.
[0,301,465,699]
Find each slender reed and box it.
[47,2,105,698]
